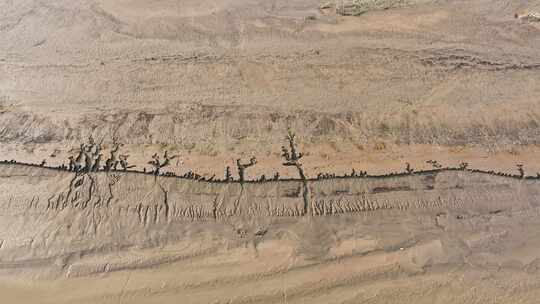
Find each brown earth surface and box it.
[2,0,540,303]
[1,0,540,177]
[1,164,540,303]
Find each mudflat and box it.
[1,0,540,303]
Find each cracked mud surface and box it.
[2,0,540,303]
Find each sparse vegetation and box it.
[281,128,310,215]
[104,144,120,171]
[517,164,525,179]
[405,162,414,174]
[281,129,306,180]
[15,138,540,183]
[321,0,426,16]
[67,137,103,172]
[224,166,233,181]
[119,154,135,171]
[426,160,442,169]
[148,151,178,175]
[236,157,257,183]
[91,154,102,172]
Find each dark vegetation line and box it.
[2,159,539,183]
[1,130,539,184]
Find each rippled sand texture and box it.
[1,164,540,303]
[2,0,540,303]
[1,0,540,176]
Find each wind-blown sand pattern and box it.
[2,163,540,303]
[2,0,540,303]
